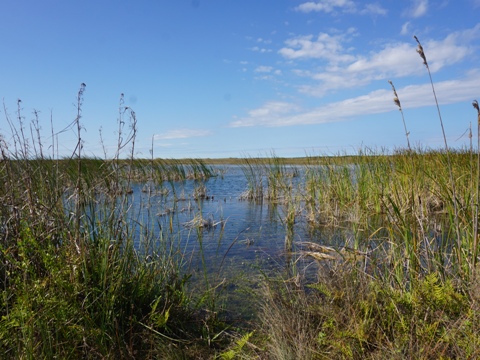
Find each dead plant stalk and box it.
[414,36,462,268]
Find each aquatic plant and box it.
[415,35,462,268]
[389,80,411,151]
[3,34,480,358]
[0,86,231,359]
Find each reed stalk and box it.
[414,36,462,270]
[388,80,411,152]
[74,83,86,254]
[473,100,480,269]
[0,89,229,358]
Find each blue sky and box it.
[1,0,480,159]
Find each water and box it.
[129,166,305,260]
[119,165,348,288]
[109,165,400,322]
[88,165,364,315]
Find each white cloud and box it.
[253,66,282,79]
[279,32,355,63]
[154,129,212,140]
[424,36,473,72]
[346,43,421,77]
[255,65,274,73]
[360,3,388,15]
[257,38,272,44]
[229,71,480,128]
[401,22,411,35]
[280,25,478,97]
[251,46,272,53]
[295,0,355,13]
[295,1,386,15]
[365,28,477,75]
[230,102,300,127]
[410,0,428,18]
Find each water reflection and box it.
[114,168,282,265]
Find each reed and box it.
[239,156,264,201]
[389,80,411,151]
[0,89,230,359]
[414,35,462,269]
[473,100,480,269]
[243,39,480,359]
[2,35,480,357]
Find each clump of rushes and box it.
[239,157,264,201]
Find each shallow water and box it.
[117,164,454,322]
[129,166,306,261]
[120,165,344,287]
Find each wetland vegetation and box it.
[2,38,480,359]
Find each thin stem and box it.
[473,100,480,269]
[75,83,86,253]
[388,80,411,151]
[414,35,462,269]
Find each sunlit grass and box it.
[2,36,480,358]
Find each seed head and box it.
[473,100,480,114]
[388,80,402,110]
[473,100,480,125]
[394,97,401,108]
[414,35,427,67]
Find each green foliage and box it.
[255,268,480,359]
[2,82,480,358]
[0,111,226,358]
[217,331,255,360]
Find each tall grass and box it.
[231,147,480,358]
[472,99,480,269]
[2,35,480,358]
[227,39,480,359]
[0,87,229,359]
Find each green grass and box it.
[216,146,480,359]
[2,47,480,357]
[3,144,480,358]
[0,97,229,358]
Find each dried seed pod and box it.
[473,100,479,114]
[388,80,402,110]
[414,35,428,66]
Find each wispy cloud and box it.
[409,0,429,18]
[230,71,480,128]
[360,3,388,16]
[401,21,411,35]
[279,31,356,63]
[295,0,355,13]
[153,129,212,140]
[255,65,274,73]
[257,37,272,44]
[279,25,479,97]
[230,101,300,127]
[251,46,272,53]
[295,1,387,15]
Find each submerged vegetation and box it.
[1,36,480,358]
